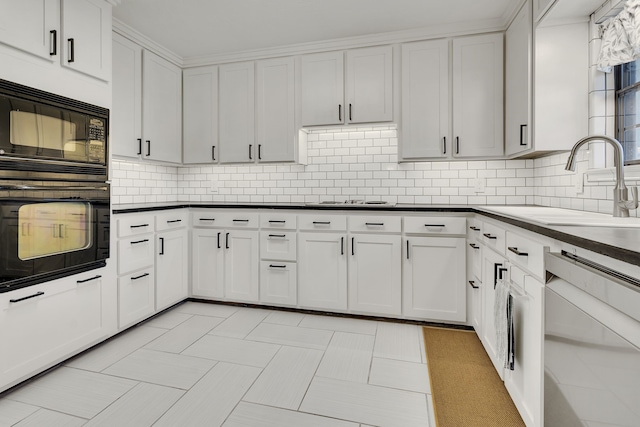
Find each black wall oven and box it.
[0,180,109,293]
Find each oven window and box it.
[18,202,91,260]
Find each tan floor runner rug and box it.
[423,326,525,427]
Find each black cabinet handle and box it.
[313,221,331,225]
[269,220,286,224]
[493,263,503,289]
[130,224,149,229]
[425,224,445,228]
[49,30,57,56]
[159,237,164,255]
[351,237,355,255]
[131,273,149,281]
[269,264,286,269]
[520,124,527,146]
[499,267,508,280]
[469,226,480,231]
[341,237,344,255]
[268,234,286,238]
[365,222,384,226]
[225,232,230,249]
[233,219,249,223]
[455,136,460,154]
[443,136,446,155]
[468,280,479,289]
[217,232,221,249]
[338,104,342,121]
[199,218,216,222]
[349,104,352,121]
[212,145,216,161]
[10,291,44,303]
[469,243,479,250]
[406,239,410,259]
[249,144,253,160]
[483,233,497,240]
[146,140,151,156]
[167,219,182,224]
[258,144,262,160]
[131,239,149,245]
[77,275,101,284]
[137,138,142,155]
[508,246,529,257]
[67,38,74,63]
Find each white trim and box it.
[594,0,626,24]
[585,164,640,182]
[112,19,183,67]
[105,0,122,5]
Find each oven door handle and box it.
[0,184,109,191]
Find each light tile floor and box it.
[0,302,437,427]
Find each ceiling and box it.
[112,0,518,60]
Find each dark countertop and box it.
[112,202,640,266]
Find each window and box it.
[615,60,640,165]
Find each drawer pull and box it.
[233,219,249,222]
[159,237,165,255]
[469,243,480,250]
[130,224,149,229]
[167,219,182,224]
[468,280,479,289]
[269,264,287,269]
[76,275,101,284]
[425,224,445,228]
[483,233,497,240]
[199,218,216,221]
[313,221,331,225]
[269,220,286,223]
[469,226,480,231]
[10,291,44,303]
[225,232,230,249]
[508,247,529,257]
[341,237,344,255]
[268,234,286,238]
[365,222,384,226]
[352,237,355,256]
[131,273,150,281]
[217,232,221,249]
[131,239,149,245]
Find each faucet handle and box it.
[620,187,639,210]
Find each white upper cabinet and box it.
[300,51,344,126]
[60,0,111,81]
[142,50,183,163]
[219,61,255,163]
[256,57,296,162]
[112,33,142,158]
[183,66,219,164]
[400,39,450,159]
[346,45,393,123]
[505,1,532,157]
[452,33,504,158]
[0,0,110,81]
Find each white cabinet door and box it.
[60,0,111,81]
[118,267,155,329]
[256,57,295,162]
[505,1,532,157]
[400,39,450,159]
[298,232,347,311]
[0,272,106,392]
[155,228,188,311]
[224,230,259,302]
[348,234,401,316]
[300,51,344,126]
[219,62,255,163]
[191,229,224,298]
[260,261,297,306]
[480,247,507,379]
[142,50,182,163]
[0,0,59,61]
[183,66,219,164]
[112,33,142,158]
[403,236,466,322]
[346,45,393,123]
[452,33,504,158]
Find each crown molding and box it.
[105,0,122,6]
[182,18,508,68]
[112,19,184,66]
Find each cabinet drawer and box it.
[155,210,189,232]
[481,222,506,255]
[260,261,297,306]
[260,231,297,261]
[299,214,347,231]
[191,211,223,228]
[214,211,260,229]
[118,235,154,275]
[118,215,155,237]
[506,231,547,278]
[260,212,297,230]
[118,268,155,329]
[349,215,401,233]
[404,216,466,235]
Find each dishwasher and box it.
[544,251,640,426]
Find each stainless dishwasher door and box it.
[544,252,640,427]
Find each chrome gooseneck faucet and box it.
[565,135,638,217]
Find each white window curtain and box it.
[598,0,640,72]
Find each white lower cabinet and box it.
[118,268,155,329]
[191,229,224,298]
[0,270,107,392]
[403,236,466,322]
[480,246,507,379]
[260,261,297,306]
[298,232,347,311]
[155,228,189,311]
[348,234,401,316]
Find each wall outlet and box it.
[209,179,219,194]
[474,178,486,193]
[574,173,584,194]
